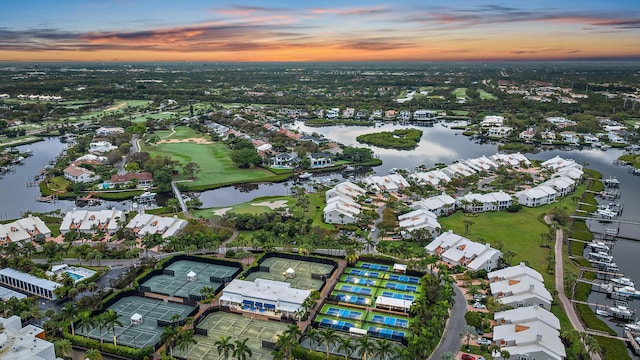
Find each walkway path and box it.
[171,180,190,217]
[547,216,602,360]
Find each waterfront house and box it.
[541,156,582,172]
[442,162,476,178]
[489,271,552,310]
[481,115,505,127]
[560,131,579,144]
[363,174,409,193]
[413,109,438,121]
[425,231,502,271]
[542,176,576,197]
[399,110,412,121]
[487,126,513,138]
[463,155,499,172]
[492,319,565,360]
[491,152,531,168]
[95,126,125,137]
[109,172,153,188]
[307,152,334,168]
[126,213,187,239]
[519,128,535,140]
[89,141,117,154]
[0,215,51,245]
[269,152,300,169]
[409,169,451,186]
[63,164,98,183]
[60,209,125,236]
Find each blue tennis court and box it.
[371,314,409,328]
[339,285,372,295]
[388,274,420,284]
[344,276,376,286]
[320,318,356,329]
[359,263,390,271]
[335,293,371,306]
[349,269,380,278]
[385,282,418,292]
[380,291,414,301]
[368,326,406,339]
[324,307,363,320]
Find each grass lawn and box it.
[131,111,178,123]
[478,89,497,100]
[48,176,71,192]
[141,128,279,190]
[191,196,294,219]
[452,88,467,98]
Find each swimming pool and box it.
[65,272,83,281]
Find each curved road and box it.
[428,279,467,360]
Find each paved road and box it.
[548,216,602,360]
[428,280,467,360]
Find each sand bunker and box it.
[251,200,288,210]
[157,137,213,145]
[212,207,232,216]
[105,102,127,111]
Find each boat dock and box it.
[35,195,58,203]
[625,329,640,355]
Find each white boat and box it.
[604,176,620,187]
[298,172,313,179]
[614,286,640,299]
[624,321,640,331]
[600,144,611,151]
[343,165,355,172]
[609,305,635,319]
[611,277,635,288]
[588,251,613,263]
[595,308,609,316]
[587,242,610,252]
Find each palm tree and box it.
[232,338,253,360]
[583,334,602,358]
[102,310,123,346]
[460,325,478,351]
[355,334,373,360]
[84,348,103,360]
[94,313,107,344]
[215,336,235,360]
[76,311,96,336]
[336,337,355,360]
[161,326,179,357]
[300,328,321,352]
[175,330,197,356]
[60,302,78,336]
[318,328,339,359]
[373,339,395,360]
[54,339,72,359]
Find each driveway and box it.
[428,283,467,360]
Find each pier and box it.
[171,181,189,217]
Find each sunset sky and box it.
[1,0,639,62]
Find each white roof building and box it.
[541,156,582,172]
[442,162,477,178]
[463,155,499,172]
[0,268,61,300]
[491,153,531,168]
[515,185,557,207]
[457,191,513,213]
[426,231,502,271]
[488,263,544,283]
[542,176,576,197]
[494,306,561,330]
[490,276,552,310]
[0,215,51,245]
[0,316,56,360]
[481,115,505,127]
[323,196,361,224]
[409,169,451,186]
[126,213,187,238]
[60,209,125,235]
[95,126,125,137]
[326,181,366,201]
[493,320,566,360]
[398,209,441,236]
[220,279,311,317]
[363,174,409,192]
[89,141,117,154]
[63,164,98,183]
[411,193,456,217]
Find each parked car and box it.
[473,302,487,309]
[461,354,475,360]
[477,337,492,346]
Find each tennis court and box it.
[368,313,410,328]
[357,262,390,271]
[79,296,195,348]
[176,311,290,360]
[337,284,374,295]
[245,256,334,291]
[141,260,239,299]
[320,305,364,320]
[340,274,379,287]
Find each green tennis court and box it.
[245,256,334,291]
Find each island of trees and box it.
[356,129,423,150]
